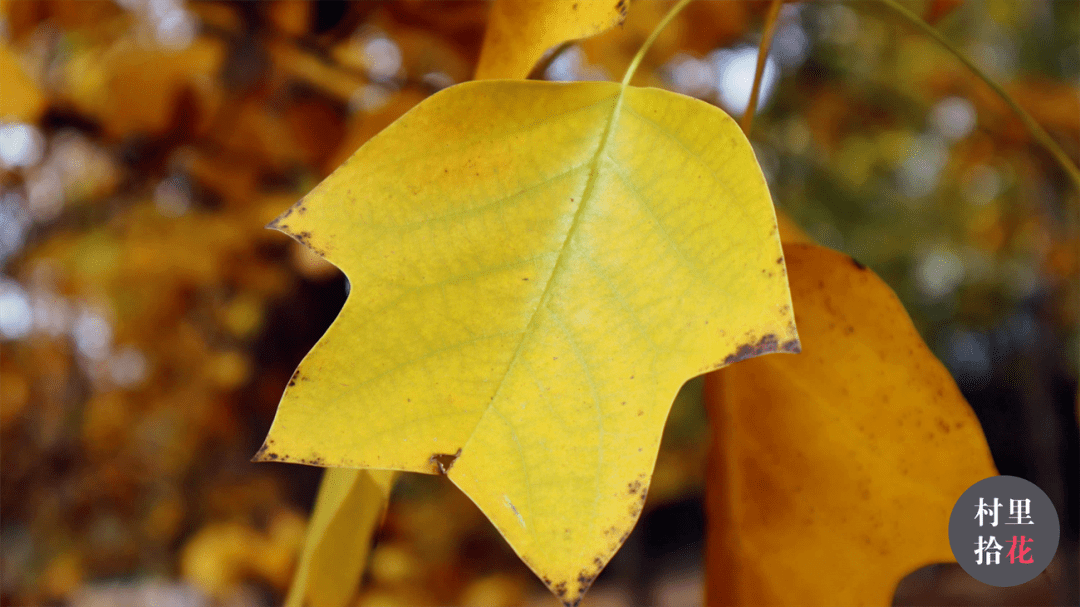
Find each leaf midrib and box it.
[450,84,631,524]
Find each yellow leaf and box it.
[475,0,629,80]
[257,79,796,606]
[285,468,396,607]
[703,243,998,607]
[0,42,45,122]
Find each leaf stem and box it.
[621,0,695,87]
[741,0,784,135]
[872,0,1080,193]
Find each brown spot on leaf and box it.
[295,453,326,466]
[266,205,296,230]
[429,448,462,474]
[628,488,647,517]
[251,442,272,462]
[292,230,327,256]
[577,568,600,602]
[780,339,800,353]
[287,369,303,387]
[723,333,780,365]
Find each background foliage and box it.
[1,1,1076,605]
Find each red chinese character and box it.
[1007,535,1034,564]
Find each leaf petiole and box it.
[620,0,694,87]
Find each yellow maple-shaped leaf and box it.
[703,243,998,607]
[475,0,629,80]
[285,468,396,607]
[257,79,797,606]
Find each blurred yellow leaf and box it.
[257,78,795,605]
[286,468,396,607]
[181,521,265,599]
[0,42,45,122]
[268,0,311,38]
[63,37,224,138]
[475,0,629,80]
[703,243,998,607]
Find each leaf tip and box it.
[251,440,280,463]
[267,199,309,233]
[781,337,801,355]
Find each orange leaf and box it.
[703,243,997,607]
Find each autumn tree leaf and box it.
[255,76,797,605]
[282,1,647,602]
[475,0,630,80]
[285,468,396,607]
[703,243,998,607]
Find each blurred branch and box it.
[741,0,783,136]
[871,0,1080,195]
